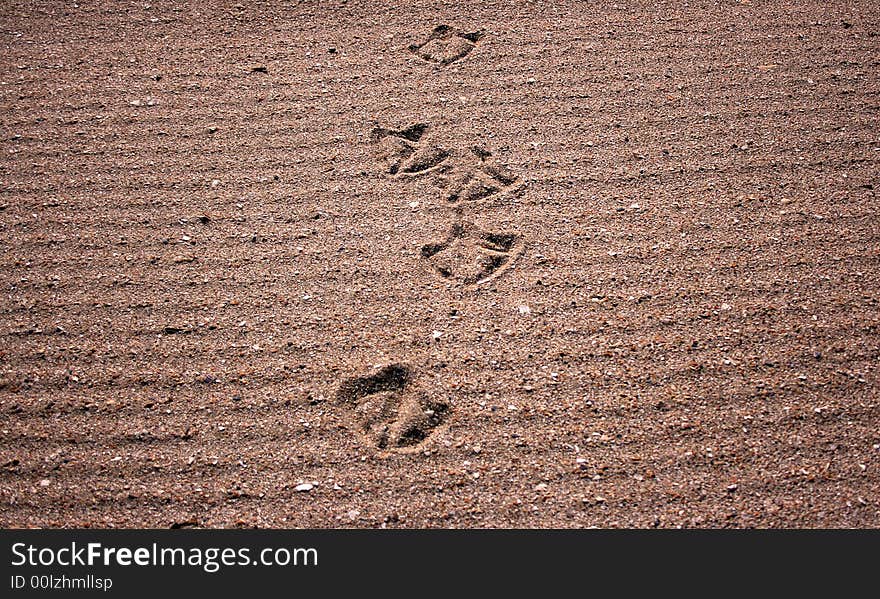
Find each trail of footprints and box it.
[339,25,523,454]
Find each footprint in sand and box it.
[336,364,449,453]
[371,123,451,177]
[372,127,523,206]
[432,145,523,205]
[421,221,523,285]
[409,25,484,66]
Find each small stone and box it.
[727,484,738,492]
[294,483,314,492]
[534,483,548,492]
[518,305,531,315]
[251,65,268,73]
[432,330,443,340]
[39,479,51,487]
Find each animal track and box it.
[421,221,523,285]
[433,146,523,205]
[365,48,527,450]
[371,123,450,177]
[336,364,449,453]
[409,25,484,65]
[371,125,522,207]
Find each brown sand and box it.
[1,1,878,528]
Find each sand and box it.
[1,0,878,528]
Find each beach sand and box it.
[1,0,878,527]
